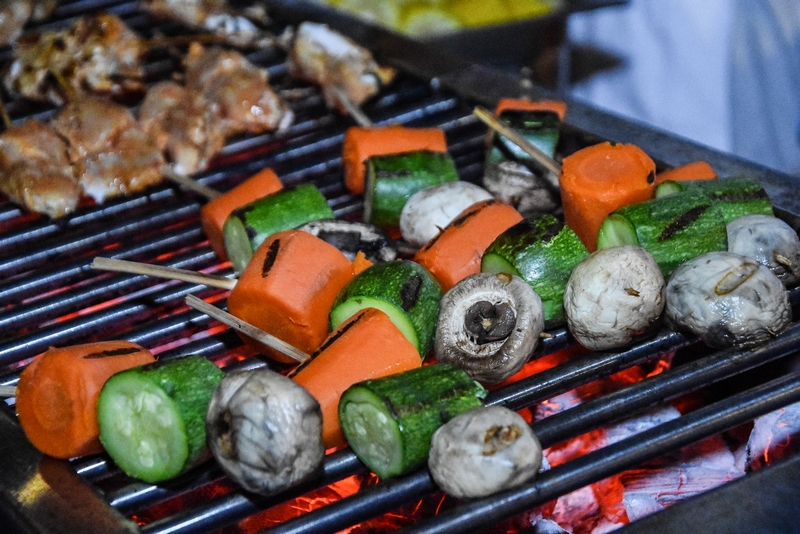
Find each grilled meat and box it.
[0,0,57,47]
[0,119,81,218]
[51,97,164,202]
[4,12,145,105]
[139,80,225,175]
[286,22,396,115]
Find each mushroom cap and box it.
[435,272,544,384]
[206,368,324,495]
[727,214,800,287]
[399,181,493,246]
[428,405,542,499]
[564,245,665,351]
[665,251,791,348]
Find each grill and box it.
[2,1,800,533]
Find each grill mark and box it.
[83,347,142,359]
[261,239,281,277]
[658,205,708,242]
[400,274,422,311]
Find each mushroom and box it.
[435,272,544,384]
[205,368,325,495]
[665,251,791,348]
[727,214,800,288]
[399,181,493,246]
[428,405,543,499]
[563,245,665,351]
[297,218,397,263]
[482,160,560,217]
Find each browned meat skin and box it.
[184,42,293,138]
[286,22,396,115]
[0,0,56,47]
[4,13,144,105]
[51,98,164,203]
[0,119,81,218]
[139,80,225,175]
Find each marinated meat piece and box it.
[140,0,271,47]
[286,22,396,115]
[0,119,81,218]
[4,13,144,105]
[0,0,56,47]
[184,42,293,137]
[139,80,225,175]
[51,98,164,202]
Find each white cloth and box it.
[567,0,800,175]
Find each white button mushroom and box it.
[563,245,666,351]
[428,405,543,499]
[665,251,791,348]
[399,181,493,246]
[727,214,800,288]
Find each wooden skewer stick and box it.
[0,386,16,398]
[473,105,561,188]
[161,165,221,200]
[0,97,12,131]
[332,86,373,128]
[91,257,236,290]
[185,294,310,364]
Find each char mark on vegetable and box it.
[658,205,708,242]
[83,347,143,358]
[400,274,422,311]
[261,239,281,277]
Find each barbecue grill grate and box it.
[2,2,800,533]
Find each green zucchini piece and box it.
[97,356,224,483]
[223,183,334,273]
[481,214,588,328]
[485,109,561,165]
[597,190,728,277]
[364,150,459,229]
[654,176,773,223]
[329,259,442,357]
[338,364,487,479]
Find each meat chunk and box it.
[0,0,57,47]
[139,80,225,175]
[4,13,144,105]
[51,98,164,202]
[0,119,81,218]
[286,22,396,114]
[184,42,293,137]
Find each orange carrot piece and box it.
[560,142,656,251]
[291,308,422,448]
[342,125,448,195]
[227,229,355,363]
[350,250,373,275]
[200,168,284,260]
[655,160,717,185]
[15,341,156,459]
[414,199,523,291]
[494,98,567,121]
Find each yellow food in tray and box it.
[321,0,556,36]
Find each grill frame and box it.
[1,1,800,533]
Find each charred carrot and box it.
[655,161,716,185]
[342,125,448,195]
[200,168,283,260]
[226,230,355,363]
[414,199,523,291]
[15,341,156,459]
[559,142,656,251]
[494,98,567,120]
[291,308,422,448]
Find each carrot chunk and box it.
[342,125,447,195]
[200,168,283,260]
[15,341,156,459]
[291,308,422,449]
[414,199,523,291]
[559,142,656,251]
[494,98,567,120]
[227,230,355,363]
[655,160,717,185]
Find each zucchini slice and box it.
[654,176,773,223]
[97,356,224,483]
[338,364,487,479]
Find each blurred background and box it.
[318,0,800,177]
